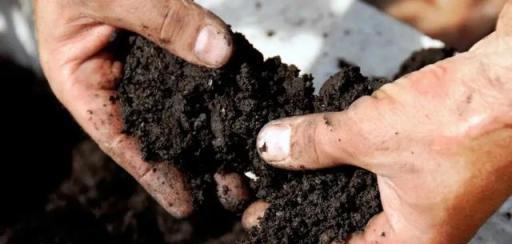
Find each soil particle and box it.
[258,142,268,153]
[505,211,511,221]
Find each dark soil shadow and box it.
[0,56,81,227]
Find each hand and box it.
[35,0,236,218]
[375,0,508,50]
[256,2,512,243]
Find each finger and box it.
[82,0,232,68]
[35,1,196,218]
[76,90,193,218]
[242,200,270,230]
[256,94,398,173]
[138,162,193,218]
[330,241,345,244]
[60,54,193,218]
[214,171,250,212]
[346,213,396,244]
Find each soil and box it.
[247,65,386,243]
[394,47,456,79]
[7,140,246,244]
[0,56,80,226]
[0,37,455,243]
[0,57,244,244]
[118,33,386,243]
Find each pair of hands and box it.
[36,0,512,243]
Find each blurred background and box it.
[0,0,510,243]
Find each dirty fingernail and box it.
[194,25,232,67]
[257,123,291,162]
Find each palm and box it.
[36,1,209,218]
[348,34,512,243]
[36,0,246,218]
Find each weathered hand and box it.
[256,2,512,243]
[35,0,236,218]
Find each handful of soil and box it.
[1,43,454,244]
[117,33,385,243]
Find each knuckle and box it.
[158,4,188,46]
[417,62,449,83]
[478,59,509,91]
[345,98,396,158]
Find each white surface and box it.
[471,197,512,244]
[198,0,512,242]
[0,0,39,71]
[198,0,443,89]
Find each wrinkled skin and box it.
[35,0,240,218]
[257,2,512,243]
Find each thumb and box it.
[256,94,398,173]
[83,0,232,68]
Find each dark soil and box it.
[394,47,456,79]
[118,33,387,243]
[0,56,80,226]
[1,57,244,244]
[247,65,386,243]
[1,36,455,243]
[118,33,316,208]
[7,140,246,244]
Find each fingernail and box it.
[194,25,232,67]
[257,123,291,162]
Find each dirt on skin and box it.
[1,44,455,243]
[0,42,455,243]
[1,57,244,244]
[117,33,386,243]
